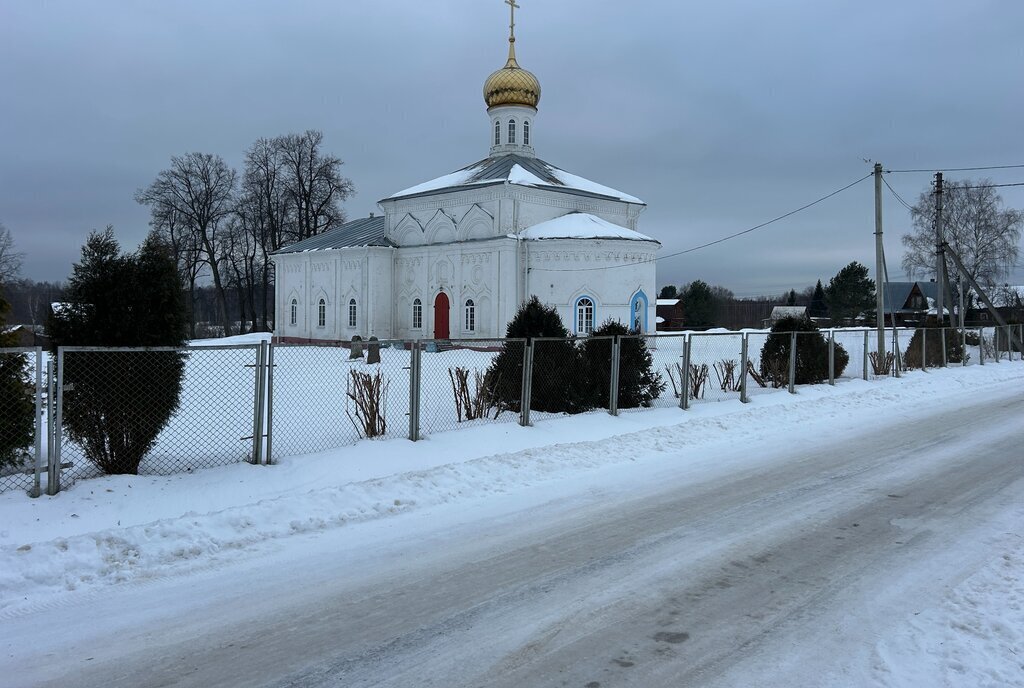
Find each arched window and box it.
[464,299,476,332]
[412,298,423,329]
[494,120,501,146]
[508,119,516,144]
[523,120,530,146]
[290,299,297,326]
[576,297,594,335]
[348,298,357,328]
[317,298,326,328]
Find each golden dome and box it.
[483,40,541,109]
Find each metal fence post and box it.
[609,336,621,416]
[265,341,274,465]
[520,340,533,427]
[251,342,265,464]
[940,328,948,367]
[893,328,902,377]
[788,332,797,394]
[29,347,43,497]
[921,328,927,371]
[824,331,834,384]
[978,327,984,365]
[740,333,749,402]
[680,335,690,410]
[409,340,421,441]
[50,348,64,495]
[862,330,869,380]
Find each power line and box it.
[886,164,1024,174]
[882,175,915,212]
[953,182,1024,190]
[536,172,874,273]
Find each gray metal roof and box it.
[383,154,646,204]
[273,216,393,255]
[881,281,938,313]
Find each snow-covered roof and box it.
[769,306,807,319]
[386,154,644,205]
[518,213,657,243]
[656,298,680,306]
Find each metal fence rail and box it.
[55,344,260,490]
[2,324,1019,497]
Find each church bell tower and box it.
[483,0,541,158]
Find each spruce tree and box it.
[49,228,188,474]
[680,280,716,327]
[0,293,34,471]
[581,320,664,408]
[759,315,849,386]
[485,296,589,414]
[809,280,828,318]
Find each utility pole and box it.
[934,172,945,325]
[873,163,886,367]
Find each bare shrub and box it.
[713,359,741,392]
[346,369,388,438]
[448,367,497,421]
[689,363,709,399]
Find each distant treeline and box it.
[5,279,273,337]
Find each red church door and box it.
[433,292,450,339]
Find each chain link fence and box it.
[7,323,1021,497]
[271,340,411,460]
[55,345,260,489]
[418,338,522,436]
[0,347,43,495]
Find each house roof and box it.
[385,154,644,205]
[880,281,939,313]
[769,306,807,319]
[518,213,657,243]
[274,216,393,255]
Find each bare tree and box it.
[902,179,1023,307]
[146,202,205,337]
[0,222,24,286]
[137,153,238,337]
[277,130,355,242]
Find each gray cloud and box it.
[2,0,1022,294]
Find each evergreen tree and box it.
[658,285,678,299]
[825,261,875,323]
[809,280,828,318]
[0,293,34,471]
[580,320,665,409]
[786,289,797,306]
[680,280,716,327]
[49,228,188,474]
[759,315,849,386]
[485,296,589,414]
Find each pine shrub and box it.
[49,229,188,475]
[485,296,589,414]
[759,316,848,385]
[903,328,966,369]
[0,295,34,471]
[581,320,664,408]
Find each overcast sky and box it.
[2,0,1022,296]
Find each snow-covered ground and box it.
[0,359,1022,686]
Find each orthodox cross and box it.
[505,0,520,40]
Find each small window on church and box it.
[465,299,476,332]
[494,120,501,146]
[317,299,326,328]
[290,299,297,326]
[412,298,423,329]
[348,299,357,328]
[576,298,594,335]
[508,119,516,144]
[523,120,530,146]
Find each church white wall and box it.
[392,237,518,340]
[524,238,659,335]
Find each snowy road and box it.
[3,374,1023,687]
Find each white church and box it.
[272,6,659,343]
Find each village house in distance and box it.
[272,3,660,343]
